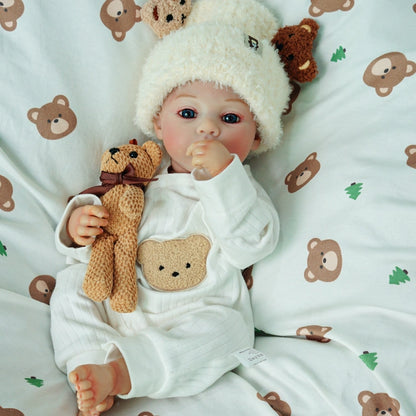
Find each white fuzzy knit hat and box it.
[135,0,291,154]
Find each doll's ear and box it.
[153,113,163,141]
[251,134,261,151]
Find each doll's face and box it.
[153,81,259,173]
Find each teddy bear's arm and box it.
[119,187,144,220]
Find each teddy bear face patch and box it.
[137,235,211,291]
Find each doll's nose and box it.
[197,117,220,138]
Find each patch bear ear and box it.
[137,239,156,264]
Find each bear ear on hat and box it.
[139,0,193,38]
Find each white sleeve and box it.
[55,193,102,264]
[105,302,254,399]
[192,156,279,269]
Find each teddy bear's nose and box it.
[172,271,179,277]
[109,148,120,155]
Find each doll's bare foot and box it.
[70,359,131,414]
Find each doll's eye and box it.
[222,113,240,124]
[159,265,164,271]
[179,109,196,119]
[129,151,138,158]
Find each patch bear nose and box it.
[109,148,119,155]
[172,271,179,277]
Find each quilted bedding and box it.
[1,1,415,415]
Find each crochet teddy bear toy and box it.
[272,18,320,113]
[80,139,162,313]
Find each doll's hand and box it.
[67,205,109,246]
[186,140,233,177]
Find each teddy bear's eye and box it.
[287,54,294,61]
[129,151,138,158]
[186,263,191,268]
[166,14,173,22]
[180,0,186,4]
[159,265,164,271]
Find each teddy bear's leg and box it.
[83,232,116,303]
[110,233,138,313]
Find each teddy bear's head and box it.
[272,18,319,83]
[140,0,192,38]
[137,235,211,291]
[100,140,162,180]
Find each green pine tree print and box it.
[345,182,363,200]
[331,46,346,62]
[359,351,378,370]
[25,376,44,388]
[0,240,7,256]
[389,267,410,285]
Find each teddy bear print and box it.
[137,235,211,291]
[29,275,56,305]
[304,238,342,283]
[309,0,354,17]
[405,145,416,169]
[363,52,416,97]
[100,0,141,42]
[140,0,192,38]
[257,392,291,416]
[358,391,400,416]
[296,325,332,343]
[0,0,24,32]
[27,95,77,140]
[285,152,320,193]
[0,175,15,212]
[0,407,24,416]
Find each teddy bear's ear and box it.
[142,140,163,169]
[299,18,319,39]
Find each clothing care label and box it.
[233,347,267,367]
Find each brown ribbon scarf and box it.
[80,163,157,197]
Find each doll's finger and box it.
[77,225,103,238]
[186,141,206,156]
[80,215,108,228]
[84,205,109,219]
[74,236,96,247]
